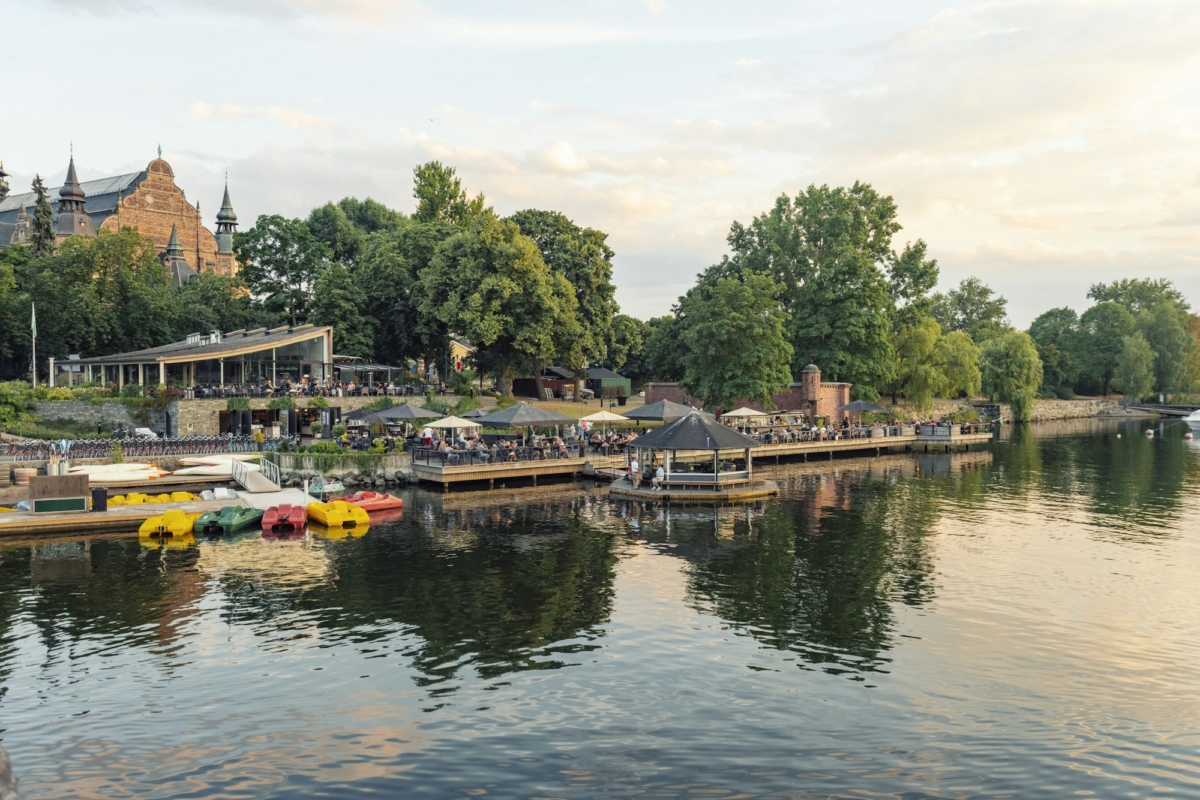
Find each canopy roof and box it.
[460,408,488,418]
[629,411,757,451]
[622,399,711,422]
[344,410,392,426]
[722,407,769,418]
[73,324,332,365]
[475,402,577,427]
[428,415,481,429]
[376,404,441,420]
[835,400,885,413]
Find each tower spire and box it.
[55,150,94,237]
[215,175,238,255]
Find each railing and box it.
[0,435,288,462]
[184,383,430,400]
[259,458,281,488]
[267,451,411,476]
[412,442,584,468]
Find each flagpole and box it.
[30,302,36,389]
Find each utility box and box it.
[30,475,90,514]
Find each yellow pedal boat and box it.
[307,500,370,529]
[139,510,202,537]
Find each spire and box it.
[55,151,94,237]
[58,155,85,207]
[166,223,184,256]
[0,160,9,200]
[215,176,238,255]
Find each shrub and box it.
[305,441,344,454]
[331,423,347,439]
[226,397,250,412]
[363,396,397,412]
[308,396,329,409]
[267,396,296,411]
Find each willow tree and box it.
[980,331,1043,422]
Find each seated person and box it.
[651,465,665,490]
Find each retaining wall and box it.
[35,401,164,431]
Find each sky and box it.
[4,0,1199,326]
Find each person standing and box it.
[629,455,640,488]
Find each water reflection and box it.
[1,420,1199,797]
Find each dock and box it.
[410,429,994,488]
[0,497,245,537]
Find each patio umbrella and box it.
[427,415,481,430]
[475,402,577,428]
[376,404,442,420]
[834,400,885,413]
[721,406,768,418]
[461,408,488,419]
[622,399,712,422]
[581,409,627,435]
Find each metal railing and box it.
[0,435,289,462]
[412,442,583,467]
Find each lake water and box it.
[3,418,1200,798]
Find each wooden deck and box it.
[410,457,588,487]
[0,497,245,538]
[609,478,780,504]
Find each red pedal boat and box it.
[342,491,405,513]
[262,503,308,532]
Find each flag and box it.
[30,302,36,338]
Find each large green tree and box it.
[234,215,330,327]
[306,202,366,266]
[172,272,267,339]
[1078,301,1134,395]
[930,277,1010,342]
[722,182,899,390]
[1088,278,1188,315]
[509,209,618,399]
[310,262,375,360]
[677,272,793,408]
[25,229,177,359]
[606,314,648,375]
[980,330,1043,422]
[1137,301,1193,396]
[1028,306,1080,395]
[419,213,578,396]
[1113,333,1155,402]
[412,162,486,225]
[640,315,685,383]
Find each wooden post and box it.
[138,363,145,386]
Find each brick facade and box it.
[173,396,405,436]
[645,365,852,422]
[96,159,235,276]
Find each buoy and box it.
[1185,433,1194,441]
[1145,429,1154,437]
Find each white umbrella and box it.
[721,407,769,418]
[582,408,628,436]
[427,415,481,429]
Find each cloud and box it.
[184,101,347,132]
[539,142,589,174]
[47,0,430,23]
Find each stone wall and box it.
[35,400,165,431]
[883,398,1121,422]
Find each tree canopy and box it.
[677,272,793,408]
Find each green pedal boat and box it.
[193,505,265,535]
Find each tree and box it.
[234,215,330,327]
[337,197,407,235]
[1028,306,1080,394]
[939,331,981,399]
[887,316,943,408]
[26,229,177,359]
[641,315,685,383]
[30,176,55,257]
[930,277,1010,342]
[172,272,266,339]
[979,331,1043,422]
[676,272,793,408]
[306,202,365,266]
[606,314,648,374]
[310,262,375,360]
[509,209,618,400]
[1078,302,1134,395]
[412,162,486,225]
[419,213,578,397]
[888,239,940,332]
[1088,278,1188,315]
[1136,301,1194,396]
[723,182,897,390]
[1113,333,1155,402]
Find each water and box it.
[3,418,1200,798]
